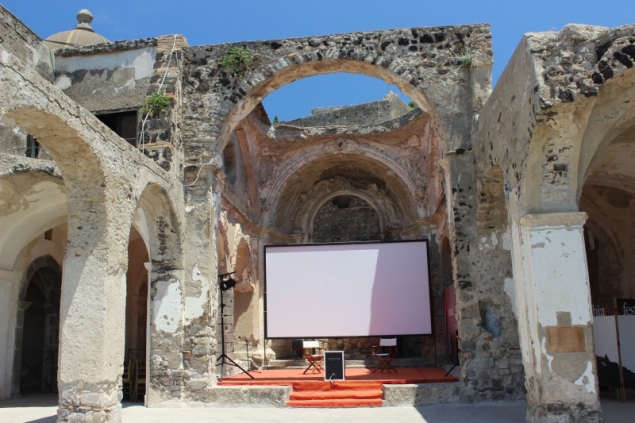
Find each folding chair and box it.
[371,338,397,373]
[302,340,324,374]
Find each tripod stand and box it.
[216,278,253,380]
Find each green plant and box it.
[273,115,279,124]
[455,43,474,69]
[456,53,473,69]
[218,47,254,75]
[408,101,416,109]
[142,92,171,116]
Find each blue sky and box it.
[2,1,632,120]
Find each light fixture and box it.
[219,272,236,291]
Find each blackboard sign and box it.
[324,351,345,381]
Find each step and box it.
[292,381,382,392]
[290,389,382,401]
[287,398,383,408]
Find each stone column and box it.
[146,262,185,405]
[511,212,601,423]
[57,193,131,423]
[179,195,218,402]
[0,269,19,400]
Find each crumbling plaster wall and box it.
[50,35,189,174]
[53,41,157,113]
[0,42,188,421]
[473,23,635,423]
[0,5,55,159]
[181,23,503,400]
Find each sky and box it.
[2,1,632,121]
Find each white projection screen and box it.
[264,240,432,338]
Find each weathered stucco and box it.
[1,4,635,422]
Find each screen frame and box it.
[263,239,433,339]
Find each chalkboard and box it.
[324,351,345,381]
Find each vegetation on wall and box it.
[141,92,172,117]
[218,47,254,76]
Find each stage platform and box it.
[218,367,459,407]
[219,367,458,385]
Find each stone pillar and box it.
[57,195,131,423]
[0,269,19,400]
[146,262,185,405]
[511,212,601,423]
[179,196,218,402]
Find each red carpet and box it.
[218,367,457,408]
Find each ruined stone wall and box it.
[313,195,382,243]
[470,23,635,423]
[182,23,492,174]
[0,41,189,421]
[0,5,54,81]
[0,5,55,158]
[53,40,158,113]
[284,91,411,127]
[140,35,189,173]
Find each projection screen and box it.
[264,240,431,338]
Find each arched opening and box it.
[11,256,62,397]
[122,226,150,402]
[576,68,635,396]
[19,266,61,394]
[0,167,68,401]
[133,183,184,405]
[208,61,447,367]
[184,27,487,371]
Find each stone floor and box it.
[0,394,633,422]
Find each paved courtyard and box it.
[0,395,633,423]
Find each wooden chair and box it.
[371,338,398,373]
[302,340,324,374]
[121,359,135,400]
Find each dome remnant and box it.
[43,9,110,49]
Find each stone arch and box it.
[134,181,185,404]
[266,153,420,236]
[12,255,62,396]
[183,24,491,163]
[575,68,635,300]
[0,171,66,270]
[518,58,635,215]
[262,139,421,225]
[5,108,106,199]
[135,182,184,266]
[17,256,62,304]
[216,61,440,151]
